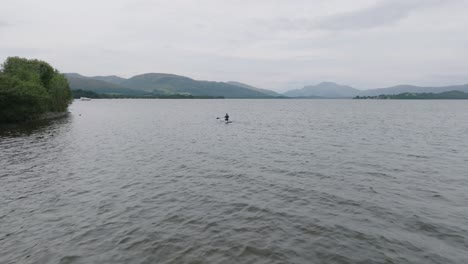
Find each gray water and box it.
[1,99,468,264]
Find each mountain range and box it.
[282,82,468,98]
[283,82,360,98]
[65,73,468,99]
[65,73,280,98]
[357,84,468,96]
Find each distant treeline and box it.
[72,89,224,99]
[0,57,72,123]
[354,91,468,100]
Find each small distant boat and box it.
[80,97,91,101]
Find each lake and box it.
[1,99,467,264]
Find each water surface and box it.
[1,99,468,263]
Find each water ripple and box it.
[1,100,468,263]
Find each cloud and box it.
[316,0,444,30]
[1,0,466,91]
[257,0,447,32]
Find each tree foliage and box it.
[0,57,72,123]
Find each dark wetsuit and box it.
[224,114,229,121]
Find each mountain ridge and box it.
[90,75,127,85]
[283,82,468,98]
[227,81,282,97]
[358,84,468,96]
[65,73,468,98]
[121,73,273,98]
[65,75,147,95]
[65,73,278,98]
[283,82,360,98]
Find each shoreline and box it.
[0,111,69,129]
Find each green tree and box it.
[0,57,72,123]
[47,73,72,112]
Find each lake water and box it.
[1,99,468,264]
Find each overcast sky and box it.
[1,0,467,91]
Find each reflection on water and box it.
[1,99,468,264]
[0,114,72,138]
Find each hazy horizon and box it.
[65,72,468,92]
[1,0,467,92]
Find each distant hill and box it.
[66,72,468,99]
[90,75,127,85]
[283,82,360,98]
[65,73,87,79]
[359,84,468,96]
[283,82,468,98]
[121,73,274,98]
[227,81,282,97]
[355,90,468,99]
[65,74,148,95]
[66,72,275,98]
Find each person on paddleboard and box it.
[224,113,229,121]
